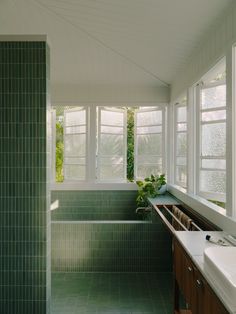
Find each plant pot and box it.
[157,184,167,195]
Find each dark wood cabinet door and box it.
[173,239,229,314]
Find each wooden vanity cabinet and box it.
[173,239,228,314]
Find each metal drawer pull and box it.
[196,279,202,287]
[187,266,192,272]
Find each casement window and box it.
[64,107,87,180]
[134,107,165,179]
[196,65,226,207]
[53,105,166,184]
[174,98,187,189]
[97,107,127,181]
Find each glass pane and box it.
[137,125,162,134]
[201,85,226,109]
[175,166,187,188]
[137,134,162,155]
[200,170,226,194]
[201,123,226,157]
[65,109,85,126]
[201,110,226,122]
[177,123,187,131]
[137,110,162,126]
[65,125,86,134]
[101,126,123,134]
[201,159,226,170]
[137,156,162,164]
[64,157,86,165]
[65,165,86,180]
[100,134,123,155]
[137,164,162,179]
[176,133,187,156]
[177,106,187,123]
[101,109,124,126]
[176,157,187,166]
[99,156,123,165]
[99,164,124,180]
[65,134,86,156]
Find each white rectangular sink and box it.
[204,246,236,311]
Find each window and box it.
[64,107,87,180]
[174,97,187,189]
[134,107,165,179]
[53,105,166,184]
[197,61,226,208]
[97,107,127,181]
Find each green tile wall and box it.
[51,191,172,272]
[0,41,51,314]
[51,190,138,220]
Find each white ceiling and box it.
[0,0,233,88]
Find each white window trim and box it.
[51,104,167,189]
[173,102,187,189]
[97,106,127,182]
[63,107,87,181]
[134,106,166,180]
[196,80,226,203]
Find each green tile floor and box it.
[51,272,173,314]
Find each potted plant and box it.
[136,174,166,207]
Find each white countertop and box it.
[175,231,236,314]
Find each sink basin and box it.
[204,246,236,310]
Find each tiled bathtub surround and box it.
[51,190,138,221]
[51,191,172,272]
[0,40,51,314]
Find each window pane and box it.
[176,157,187,166]
[177,123,187,131]
[137,164,162,178]
[65,134,86,156]
[64,157,86,165]
[176,166,187,187]
[200,170,226,194]
[137,156,162,164]
[176,133,187,156]
[137,110,162,126]
[100,156,124,165]
[201,85,226,109]
[64,165,86,180]
[65,109,86,126]
[201,123,226,157]
[99,164,124,180]
[177,107,187,122]
[201,110,226,122]
[100,134,123,155]
[101,126,123,134]
[137,134,162,155]
[201,159,226,170]
[137,125,162,134]
[101,110,124,126]
[65,125,86,134]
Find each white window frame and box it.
[173,99,188,189]
[51,104,167,190]
[134,106,166,180]
[97,106,127,182]
[196,80,226,203]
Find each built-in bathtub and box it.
[51,190,172,272]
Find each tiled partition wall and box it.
[0,40,51,314]
[51,191,172,272]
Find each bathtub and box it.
[51,214,172,272]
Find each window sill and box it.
[51,181,138,191]
[167,184,236,233]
